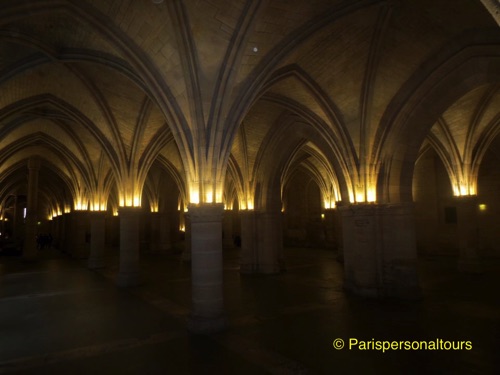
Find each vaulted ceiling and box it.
[0,0,499,216]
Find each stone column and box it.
[69,210,89,259]
[88,211,106,269]
[23,158,40,261]
[53,215,62,249]
[187,203,226,334]
[339,203,420,299]
[59,213,69,252]
[139,211,149,254]
[182,213,191,262]
[240,210,257,273]
[455,196,482,273]
[340,204,380,297]
[222,210,234,248]
[13,195,25,239]
[333,207,344,261]
[148,212,161,253]
[324,209,336,249]
[256,210,283,274]
[378,203,420,298]
[159,212,171,252]
[116,207,142,286]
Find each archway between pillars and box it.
[357,51,500,299]
[238,114,347,275]
[412,120,500,269]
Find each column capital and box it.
[88,210,107,218]
[119,206,143,216]
[338,202,415,215]
[453,195,479,205]
[187,203,224,223]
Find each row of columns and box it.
[22,158,40,262]
[20,196,482,334]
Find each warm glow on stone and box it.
[246,200,254,210]
[74,201,86,210]
[366,188,376,202]
[355,192,365,203]
[453,183,476,197]
[190,188,200,204]
[350,183,376,203]
[205,190,213,203]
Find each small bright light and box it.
[321,213,325,219]
[479,204,487,211]
[252,46,258,52]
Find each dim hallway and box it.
[1,246,499,374]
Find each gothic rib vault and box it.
[0,0,499,332]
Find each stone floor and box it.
[0,245,499,374]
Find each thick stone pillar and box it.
[239,210,284,274]
[148,212,172,254]
[256,210,283,274]
[240,210,257,273]
[116,207,141,287]
[182,213,191,262]
[69,211,89,259]
[159,212,171,252]
[23,158,40,261]
[324,209,336,249]
[148,212,161,253]
[455,196,482,273]
[59,213,69,252]
[88,211,106,269]
[105,215,120,248]
[378,203,420,298]
[340,204,379,297]
[53,215,63,249]
[222,210,234,248]
[340,203,420,299]
[13,195,25,239]
[333,207,344,260]
[187,203,226,334]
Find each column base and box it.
[116,272,141,287]
[258,263,281,274]
[88,257,105,269]
[187,314,227,334]
[458,259,483,273]
[181,251,191,263]
[344,281,421,300]
[458,248,482,273]
[344,281,380,298]
[240,263,257,274]
[22,254,38,263]
[223,239,234,248]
